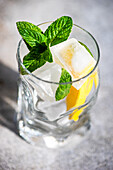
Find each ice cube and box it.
[25,62,62,101]
[50,38,96,90]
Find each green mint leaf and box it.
[44,16,73,46]
[16,21,47,48]
[55,68,72,101]
[79,41,93,57]
[23,57,46,73]
[21,43,53,73]
[22,44,47,72]
[23,39,32,50]
[43,46,53,63]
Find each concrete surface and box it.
[0,0,113,169]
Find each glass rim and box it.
[16,23,100,85]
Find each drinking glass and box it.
[16,22,100,148]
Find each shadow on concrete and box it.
[0,62,19,134]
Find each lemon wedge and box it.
[66,70,98,121]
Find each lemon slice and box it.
[66,70,99,121]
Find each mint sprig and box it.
[55,68,72,101]
[16,16,73,101]
[16,16,73,73]
[44,16,73,46]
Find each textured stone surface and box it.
[0,0,113,169]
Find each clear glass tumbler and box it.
[16,22,100,148]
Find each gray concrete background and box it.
[0,0,113,169]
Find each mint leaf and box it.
[44,16,73,46]
[55,68,72,101]
[21,43,53,73]
[16,21,47,48]
[79,41,93,57]
[43,46,53,63]
[23,57,46,73]
[22,43,47,72]
[23,39,32,50]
